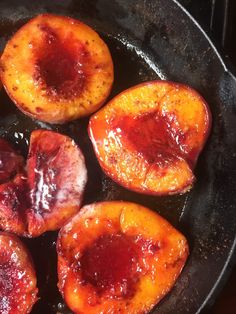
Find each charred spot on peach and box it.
[89,81,211,195]
[0,14,114,123]
[57,201,189,314]
[0,232,38,314]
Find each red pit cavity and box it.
[34,24,88,99]
[115,111,194,166]
[80,233,141,298]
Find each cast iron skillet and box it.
[0,0,235,313]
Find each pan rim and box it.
[173,1,236,312]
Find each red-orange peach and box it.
[89,81,211,195]
[0,14,114,123]
[57,201,189,314]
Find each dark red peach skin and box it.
[0,14,114,124]
[57,201,189,314]
[89,80,212,195]
[0,138,24,183]
[0,232,38,313]
[0,130,87,237]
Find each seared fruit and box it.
[0,130,87,237]
[0,14,114,123]
[89,81,211,195]
[57,201,189,314]
[0,232,38,313]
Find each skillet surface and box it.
[0,0,235,313]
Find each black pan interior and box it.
[0,0,235,313]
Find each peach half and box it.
[0,130,87,237]
[57,201,189,314]
[0,232,38,313]
[89,81,211,195]
[0,14,114,123]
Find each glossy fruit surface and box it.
[57,201,189,314]
[89,81,211,195]
[0,130,87,237]
[0,14,114,123]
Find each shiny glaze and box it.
[0,130,87,237]
[29,139,60,216]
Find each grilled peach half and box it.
[0,130,87,237]
[89,81,211,195]
[57,201,189,314]
[0,232,38,313]
[0,14,114,123]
